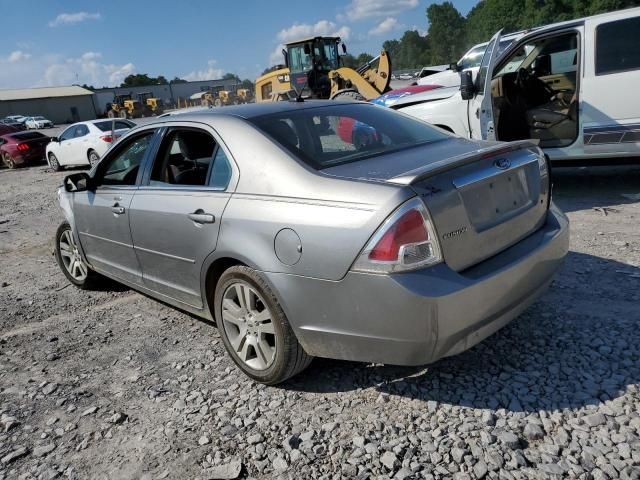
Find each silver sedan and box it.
[55,101,569,384]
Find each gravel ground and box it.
[0,163,639,480]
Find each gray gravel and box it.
[0,164,639,479]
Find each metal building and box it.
[0,86,96,124]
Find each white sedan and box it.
[46,119,135,171]
[24,116,54,129]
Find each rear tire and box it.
[48,152,61,171]
[2,153,16,169]
[214,266,312,384]
[88,150,100,167]
[54,222,98,289]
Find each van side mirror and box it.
[450,62,461,72]
[63,172,94,193]
[460,71,475,100]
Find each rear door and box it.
[470,30,502,140]
[582,12,640,156]
[128,124,236,308]
[73,129,157,285]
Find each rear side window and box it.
[94,120,134,131]
[149,129,216,187]
[596,16,640,75]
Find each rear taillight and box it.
[352,197,442,274]
[100,135,113,143]
[17,143,29,151]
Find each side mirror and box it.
[460,70,475,100]
[63,172,93,193]
[50,137,59,143]
[450,62,462,72]
[303,43,311,55]
[342,43,347,54]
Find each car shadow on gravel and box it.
[284,251,640,414]
[552,164,640,213]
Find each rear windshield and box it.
[10,132,46,140]
[94,120,134,131]
[249,103,448,169]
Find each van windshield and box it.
[249,103,449,170]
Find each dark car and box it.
[0,131,50,168]
[0,118,26,131]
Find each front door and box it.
[129,126,235,308]
[73,130,156,284]
[469,30,502,140]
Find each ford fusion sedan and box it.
[46,119,135,171]
[55,101,568,384]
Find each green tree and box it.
[170,77,187,84]
[426,2,467,64]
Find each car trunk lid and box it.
[323,138,549,272]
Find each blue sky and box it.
[0,0,477,89]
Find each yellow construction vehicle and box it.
[236,88,253,104]
[107,94,144,119]
[137,92,164,116]
[200,87,235,107]
[255,36,391,102]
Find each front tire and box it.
[54,222,97,289]
[330,89,366,101]
[214,266,312,384]
[48,152,61,171]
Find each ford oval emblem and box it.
[494,158,511,170]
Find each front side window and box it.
[59,127,75,142]
[476,38,496,90]
[289,45,312,74]
[596,16,640,75]
[459,45,486,70]
[149,129,215,187]
[250,104,448,170]
[99,132,153,186]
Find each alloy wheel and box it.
[89,151,100,166]
[49,154,59,170]
[221,282,276,371]
[3,154,16,169]
[59,229,88,282]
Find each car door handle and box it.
[111,204,125,215]
[188,210,215,224]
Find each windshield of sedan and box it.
[250,103,449,170]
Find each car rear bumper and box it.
[264,203,569,365]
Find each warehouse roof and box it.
[0,85,94,101]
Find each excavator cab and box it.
[285,36,342,98]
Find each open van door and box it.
[469,30,502,140]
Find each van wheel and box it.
[214,266,312,384]
[54,222,98,289]
[48,153,61,171]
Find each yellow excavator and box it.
[137,92,164,116]
[107,94,144,119]
[255,36,391,102]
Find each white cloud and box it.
[269,45,286,66]
[411,25,428,36]
[49,12,101,27]
[369,17,400,36]
[344,0,418,21]
[43,53,134,87]
[8,50,32,63]
[277,20,351,43]
[183,59,225,82]
[0,51,134,88]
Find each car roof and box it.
[162,100,359,121]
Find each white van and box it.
[395,7,640,162]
